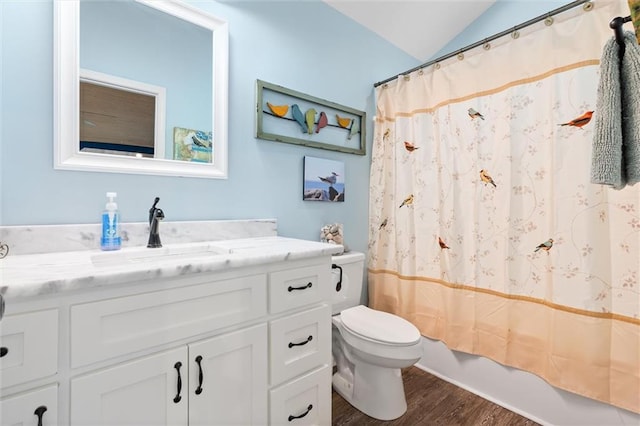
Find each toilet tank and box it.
[331,251,365,315]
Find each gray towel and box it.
[621,31,640,185]
[591,31,640,189]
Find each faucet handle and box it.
[149,197,160,224]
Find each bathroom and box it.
[1,0,639,425]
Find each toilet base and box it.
[332,362,407,421]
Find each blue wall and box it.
[432,0,569,58]
[0,0,419,255]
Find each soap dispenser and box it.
[101,192,122,251]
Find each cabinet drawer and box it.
[269,264,330,314]
[71,274,267,368]
[0,309,58,388]
[269,366,331,426]
[269,305,331,386]
[0,384,58,426]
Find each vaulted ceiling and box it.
[323,0,497,61]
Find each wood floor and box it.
[332,366,539,426]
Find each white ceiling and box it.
[323,0,496,61]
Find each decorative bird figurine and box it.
[305,108,316,134]
[336,114,352,129]
[399,194,414,208]
[534,238,554,253]
[438,237,450,249]
[348,118,360,140]
[315,111,328,133]
[266,102,289,117]
[379,218,388,230]
[558,111,593,129]
[319,172,339,187]
[468,108,485,120]
[404,141,419,152]
[479,169,497,187]
[291,104,307,133]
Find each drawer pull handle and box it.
[195,355,204,395]
[0,347,8,357]
[173,362,183,403]
[288,335,313,348]
[0,293,5,321]
[332,264,343,291]
[288,282,312,292]
[288,404,313,422]
[34,405,47,426]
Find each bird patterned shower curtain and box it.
[368,0,639,413]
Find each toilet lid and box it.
[340,305,421,345]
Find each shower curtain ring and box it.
[457,50,464,60]
[511,28,520,39]
[544,15,554,26]
[583,1,593,11]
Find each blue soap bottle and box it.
[101,192,121,251]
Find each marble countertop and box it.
[0,237,344,300]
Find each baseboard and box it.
[413,362,549,426]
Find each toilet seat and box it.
[340,305,421,346]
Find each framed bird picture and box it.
[173,127,213,163]
[256,80,366,155]
[303,156,345,202]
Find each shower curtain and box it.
[368,0,639,413]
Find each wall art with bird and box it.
[263,101,361,139]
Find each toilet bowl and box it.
[330,252,423,421]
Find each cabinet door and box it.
[188,324,268,426]
[0,385,58,426]
[70,347,188,426]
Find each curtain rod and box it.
[373,0,593,88]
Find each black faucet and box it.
[147,197,165,248]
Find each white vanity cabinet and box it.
[267,264,333,425]
[70,324,268,426]
[1,243,336,426]
[68,272,269,426]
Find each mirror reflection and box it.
[80,0,211,161]
[54,0,229,178]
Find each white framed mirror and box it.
[54,0,229,178]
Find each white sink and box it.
[91,243,230,266]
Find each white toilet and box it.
[330,251,423,421]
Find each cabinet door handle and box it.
[173,362,183,403]
[195,355,203,395]
[0,347,8,357]
[332,264,343,291]
[288,404,313,422]
[288,335,313,348]
[287,282,312,292]
[34,405,47,426]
